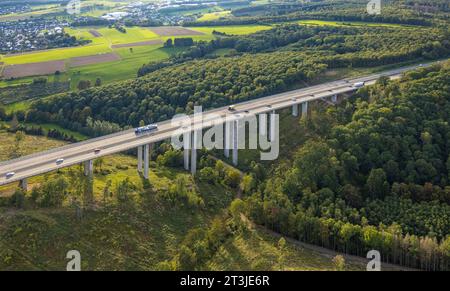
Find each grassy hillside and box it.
[0,129,367,271]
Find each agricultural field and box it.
[66,45,182,89]
[197,11,232,22]
[78,0,128,17]
[0,24,270,88]
[2,60,66,78]
[149,26,205,36]
[0,5,62,21]
[1,26,160,65]
[163,5,224,17]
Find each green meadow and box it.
[67,45,183,89]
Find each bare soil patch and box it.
[149,26,205,36]
[89,30,102,37]
[111,39,163,49]
[2,60,66,78]
[70,53,121,67]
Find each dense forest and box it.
[22,22,450,135]
[142,23,449,72]
[27,51,326,132]
[240,64,450,271]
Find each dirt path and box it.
[2,60,66,78]
[70,53,121,67]
[256,224,418,271]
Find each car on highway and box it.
[94,149,101,154]
[5,172,15,179]
[135,124,158,135]
[56,158,64,165]
[228,105,236,111]
[353,81,365,88]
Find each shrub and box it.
[9,189,25,208]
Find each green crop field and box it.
[197,11,232,22]
[191,25,272,35]
[95,27,160,44]
[1,43,111,65]
[79,0,125,17]
[67,45,182,88]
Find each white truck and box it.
[6,172,15,179]
[135,124,158,135]
[353,81,365,88]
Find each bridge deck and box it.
[0,63,434,186]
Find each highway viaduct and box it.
[0,63,433,191]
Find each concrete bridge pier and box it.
[331,94,338,103]
[84,160,93,177]
[269,110,276,142]
[20,179,28,192]
[191,130,198,175]
[232,119,239,166]
[137,145,143,173]
[301,102,308,119]
[143,144,150,179]
[259,114,267,136]
[292,104,299,117]
[224,121,232,158]
[183,131,190,171]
